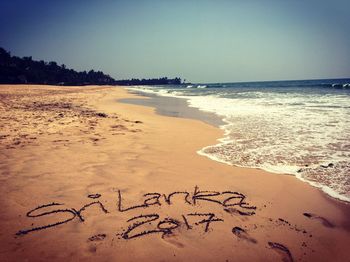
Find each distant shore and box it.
[0,84,349,261]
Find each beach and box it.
[0,84,349,261]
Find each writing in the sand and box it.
[16,186,256,239]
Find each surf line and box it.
[16,185,256,236]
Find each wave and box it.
[330,83,350,88]
[126,85,350,202]
[185,84,207,89]
[129,79,350,91]
[169,79,350,90]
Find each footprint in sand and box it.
[231,227,257,244]
[303,213,334,228]
[110,124,128,131]
[225,208,255,216]
[268,242,294,262]
[162,235,185,248]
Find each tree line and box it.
[0,47,182,86]
[115,77,181,85]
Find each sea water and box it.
[127,79,350,202]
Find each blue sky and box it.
[0,0,349,83]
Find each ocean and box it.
[125,79,350,202]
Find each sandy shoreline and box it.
[0,84,349,261]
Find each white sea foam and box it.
[331,83,350,88]
[127,85,350,202]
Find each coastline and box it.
[0,84,349,261]
[125,86,350,203]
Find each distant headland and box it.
[0,47,182,86]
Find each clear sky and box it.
[0,0,349,83]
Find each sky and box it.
[0,0,349,83]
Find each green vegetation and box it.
[0,47,181,86]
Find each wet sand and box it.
[0,84,349,262]
[120,91,225,126]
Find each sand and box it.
[0,84,349,262]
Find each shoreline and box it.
[0,84,349,261]
[120,91,225,127]
[122,88,350,203]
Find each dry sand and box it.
[0,84,349,262]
